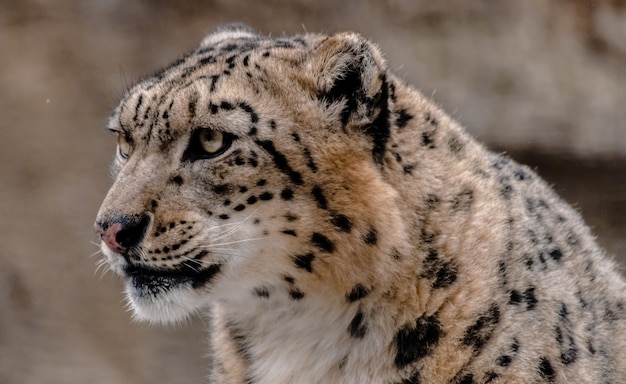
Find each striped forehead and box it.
[113,34,313,139]
[147,34,310,91]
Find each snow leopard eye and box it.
[117,133,133,159]
[184,127,236,161]
[199,129,225,154]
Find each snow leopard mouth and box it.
[124,262,222,297]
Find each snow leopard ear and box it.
[200,23,260,48]
[308,33,391,164]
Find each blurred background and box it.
[1,0,624,383]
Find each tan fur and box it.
[95,24,626,383]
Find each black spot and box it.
[331,214,352,233]
[223,199,231,206]
[281,188,294,200]
[294,253,315,272]
[394,314,442,368]
[549,248,563,262]
[432,261,458,289]
[150,199,158,209]
[232,204,245,212]
[254,287,269,298]
[209,75,219,92]
[425,112,438,127]
[499,177,513,199]
[421,249,458,289]
[420,229,436,245]
[199,56,216,65]
[364,227,377,245]
[389,82,397,101]
[220,101,234,110]
[239,186,248,193]
[169,175,184,186]
[303,148,318,172]
[259,192,273,201]
[311,233,334,253]
[396,109,413,128]
[462,304,500,351]
[538,357,556,382]
[238,102,259,123]
[289,288,305,300]
[510,287,538,310]
[291,133,300,142]
[497,354,512,367]
[188,99,197,118]
[450,189,474,212]
[255,140,304,185]
[219,214,230,220]
[256,179,267,186]
[514,167,532,181]
[509,290,523,305]
[448,135,464,154]
[212,184,232,195]
[403,165,414,175]
[285,214,298,221]
[484,372,498,383]
[282,229,297,237]
[347,284,371,302]
[312,186,328,210]
[453,373,474,384]
[363,75,391,165]
[422,131,435,148]
[322,58,362,126]
[492,155,511,170]
[132,94,144,122]
[348,310,367,339]
[524,287,538,309]
[246,196,258,205]
[556,303,578,365]
[497,260,508,286]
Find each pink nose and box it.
[95,222,126,254]
[94,215,150,254]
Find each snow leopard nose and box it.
[94,214,151,254]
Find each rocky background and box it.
[1,1,624,383]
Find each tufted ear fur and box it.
[308,33,391,164]
[200,23,260,48]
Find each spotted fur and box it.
[95,24,626,383]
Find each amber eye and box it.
[183,128,235,161]
[117,133,132,159]
[199,129,225,154]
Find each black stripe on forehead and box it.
[149,40,259,87]
[147,36,308,90]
